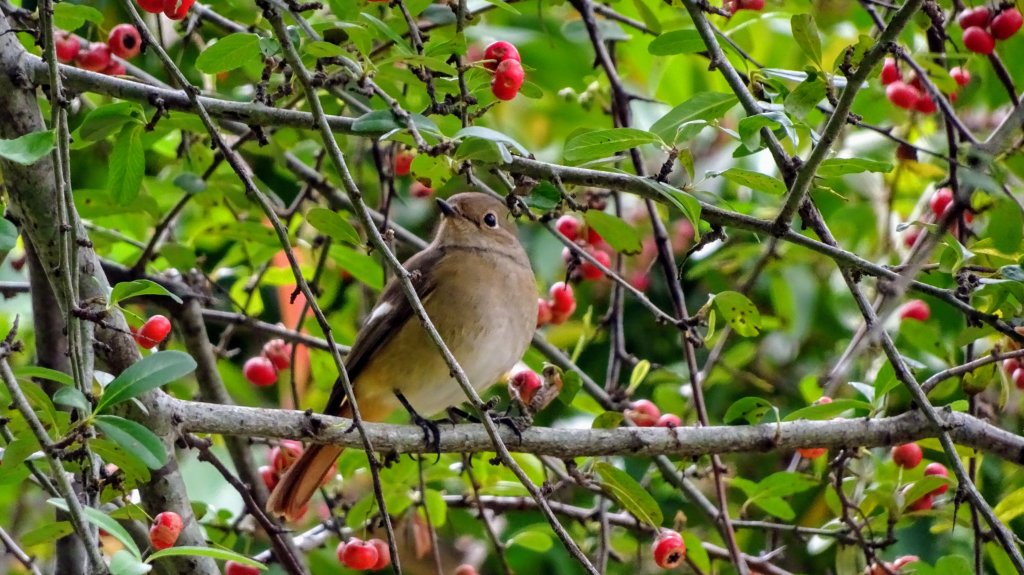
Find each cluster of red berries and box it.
[625,399,682,428]
[258,440,334,508]
[898,299,931,322]
[556,215,613,282]
[891,442,950,511]
[55,24,141,76]
[959,6,1022,54]
[536,281,578,327]
[725,0,765,13]
[335,538,392,571]
[393,150,434,198]
[881,59,970,114]
[137,0,196,20]
[483,41,525,101]
[242,339,293,386]
[1003,356,1024,389]
[796,396,833,459]
[148,511,183,550]
[132,314,172,349]
[652,530,687,569]
[903,187,974,247]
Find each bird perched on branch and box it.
[268,192,537,521]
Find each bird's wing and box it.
[321,247,442,416]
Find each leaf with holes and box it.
[713,291,762,336]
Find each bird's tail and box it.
[267,443,343,522]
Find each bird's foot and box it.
[395,391,442,461]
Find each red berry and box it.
[881,58,900,85]
[341,538,379,570]
[899,299,930,322]
[586,226,604,246]
[958,6,991,28]
[950,67,970,87]
[370,538,391,570]
[137,0,166,13]
[549,282,576,316]
[491,59,525,101]
[102,61,126,76]
[394,152,414,176]
[885,81,920,110]
[136,315,172,349]
[243,356,277,386]
[1003,358,1020,374]
[108,24,141,59]
[55,32,80,63]
[536,298,553,327]
[262,339,292,371]
[656,414,681,428]
[923,462,949,494]
[963,26,995,54]
[629,272,650,291]
[652,530,686,569]
[798,447,828,459]
[914,93,936,114]
[224,561,261,575]
[509,369,543,405]
[1012,368,1024,390]
[270,440,304,473]
[454,566,479,575]
[76,43,111,72]
[892,443,924,469]
[259,465,279,491]
[903,227,922,249]
[625,399,660,427]
[149,511,183,550]
[579,248,611,281]
[930,187,953,217]
[483,41,521,71]
[908,493,934,511]
[164,0,195,20]
[991,8,1023,40]
[410,181,434,198]
[732,0,765,11]
[556,215,581,241]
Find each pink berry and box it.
[370,538,391,570]
[991,8,1023,40]
[903,227,922,249]
[55,32,80,63]
[556,215,581,241]
[536,298,553,327]
[549,282,576,318]
[930,187,953,217]
[923,462,949,495]
[410,181,434,198]
[656,414,682,428]
[625,399,660,427]
[270,440,304,474]
[149,511,183,550]
[892,443,924,469]
[908,493,934,511]
[483,41,521,71]
[510,369,542,405]
[136,315,172,349]
[1012,368,1024,390]
[164,0,196,20]
[1003,358,1020,374]
[885,81,920,110]
[491,59,525,101]
[224,560,261,575]
[899,299,930,322]
[76,42,111,72]
[259,465,279,491]
[394,152,414,176]
[262,339,293,371]
[958,6,991,28]
[341,538,379,570]
[108,24,141,59]
[881,58,900,85]
[579,248,611,281]
[102,61,126,76]
[963,26,995,54]
[652,530,686,569]
[137,0,167,14]
[243,356,277,386]
[914,93,936,114]
[950,67,970,87]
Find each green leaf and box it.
[52,3,103,30]
[359,12,412,54]
[93,415,167,470]
[784,77,827,120]
[989,199,1023,254]
[109,280,183,309]
[507,528,553,552]
[454,126,528,155]
[0,130,54,165]
[791,14,822,66]
[564,128,662,163]
[350,110,442,140]
[423,489,447,527]
[650,93,738,143]
[994,485,1024,523]
[682,532,709,572]
[53,387,90,412]
[108,125,145,205]
[195,33,262,74]
[723,396,773,424]
[482,0,521,15]
[76,102,145,144]
[329,245,384,291]
[306,207,361,247]
[737,114,783,151]
[627,359,651,392]
[817,157,894,178]
[594,462,663,528]
[20,521,73,547]
[901,477,949,510]
[749,471,819,499]
[522,181,561,210]
[0,218,17,259]
[717,168,787,196]
[647,30,704,55]
[644,181,702,240]
[110,550,153,575]
[96,351,197,414]
[147,546,266,569]
[632,0,662,34]
[47,498,141,560]
[90,438,151,485]
[583,211,642,254]
[713,291,762,336]
[783,399,871,422]
[559,370,582,405]
[753,496,795,520]
[592,411,624,429]
[303,40,347,58]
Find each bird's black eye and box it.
[483,212,499,228]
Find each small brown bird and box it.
[268,192,537,521]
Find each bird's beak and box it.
[436,198,457,218]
